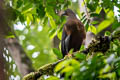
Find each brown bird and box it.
[61,9,86,57]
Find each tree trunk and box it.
[5,38,34,77]
[0,38,6,80]
[0,0,34,78]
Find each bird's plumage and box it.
[61,9,86,57]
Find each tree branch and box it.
[23,59,64,80]
[23,30,120,80]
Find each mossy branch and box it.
[23,30,120,80]
[23,59,64,80]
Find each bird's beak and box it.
[58,11,66,16]
[61,11,66,16]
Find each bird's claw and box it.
[64,53,73,59]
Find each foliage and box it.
[3,0,120,80]
[54,39,120,80]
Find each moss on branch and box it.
[23,59,64,80]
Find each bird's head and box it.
[59,9,76,17]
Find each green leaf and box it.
[26,13,33,26]
[21,3,33,14]
[6,35,15,38]
[6,32,15,38]
[61,66,73,73]
[85,21,89,31]
[26,15,30,26]
[19,14,25,23]
[37,5,45,18]
[49,17,56,28]
[88,25,97,34]
[53,48,63,59]
[55,59,80,72]
[46,12,56,28]
[69,49,74,54]
[96,7,102,14]
[57,30,62,40]
[46,76,59,80]
[107,10,114,19]
[99,65,111,75]
[99,72,116,79]
[55,60,68,72]
[75,53,86,60]
[97,19,114,34]
[49,29,56,39]
[112,18,120,30]
[17,0,23,8]
[91,21,99,25]
[105,31,111,36]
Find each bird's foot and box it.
[64,53,73,59]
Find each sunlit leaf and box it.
[6,32,15,38]
[99,72,116,79]
[107,10,114,19]
[49,29,56,39]
[57,31,62,40]
[96,7,102,14]
[55,59,80,72]
[55,60,68,72]
[21,3,33,14]
[97,19,114,34]
[88,25,97,34]
[5,35,15,38]
[46,12,56,28]
[46,76,59,80]
[53,48,63,59]
[75,53,86,60]
[61,66,73,73]
[26,15,30,26]
[99,65,111,75]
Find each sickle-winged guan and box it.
[61,9,86,57]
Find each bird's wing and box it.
[61,25,70,57]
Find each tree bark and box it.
[5,38,34,77]
[0,0,9,79]
[0,38,6,80]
